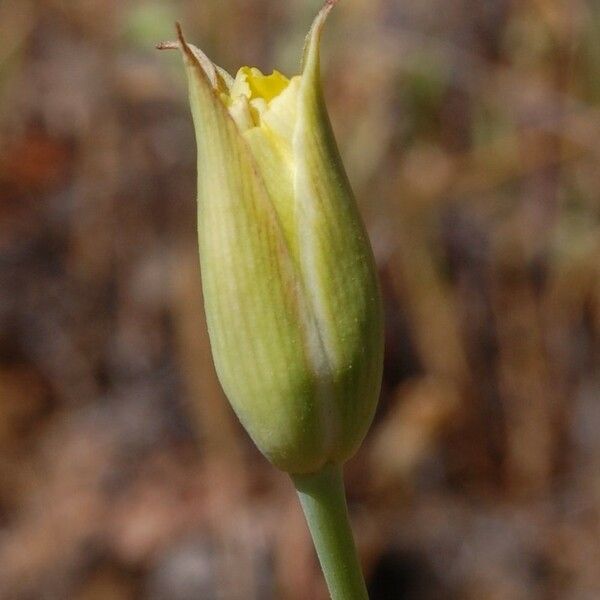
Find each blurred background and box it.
[1,0,599,598]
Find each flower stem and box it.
[292,463,369,600]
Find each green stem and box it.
[292,463,369,600]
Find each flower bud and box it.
[168,1,383,474]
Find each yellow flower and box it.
[163,1,383,474]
